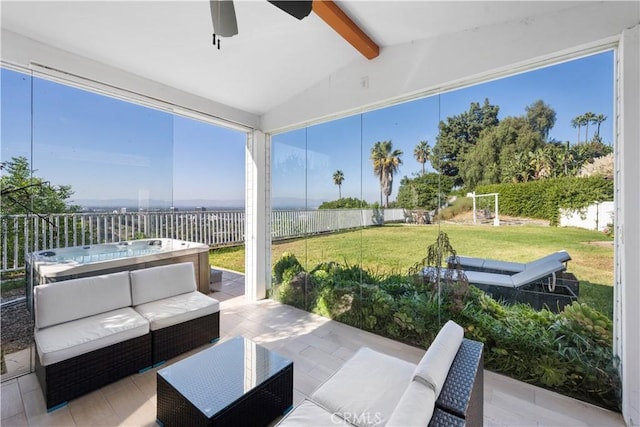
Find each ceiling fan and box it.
[209,0,379,59]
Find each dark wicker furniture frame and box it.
[36,333,151,411]
[431,338,484,426]
[152,311,220,365]
[429,408,466,427]
[157,338,293,426]
[471,277,578,313]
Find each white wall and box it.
[560,202,614,232]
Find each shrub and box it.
[273,252,303,284]
[275,271,317,311]
[318,198,370,209]
[436,197,473,221]
[269,251,621,411]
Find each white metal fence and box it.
[1,208,404,272]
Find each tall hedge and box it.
[476,177,613,225]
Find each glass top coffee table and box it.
[157,336,293,426]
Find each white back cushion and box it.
[130,262,197,305]
[34,271,131,329]
[526,250,571,269]
[386,381,436,427]
[412,320,464,397]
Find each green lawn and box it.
[210,223,614,317]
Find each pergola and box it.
[2,1,638,423]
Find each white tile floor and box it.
[0,270,625,426]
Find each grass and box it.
[208,245,246,273]
[0,277,25,298]
[209,223,614,317]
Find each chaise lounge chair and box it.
[447,250,571,275]
[427,255,578,312]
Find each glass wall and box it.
[270,96,442,319]
[269,50,614,342]
[0,67,246,380]
[32,76,175,212]
[1,68,34,380]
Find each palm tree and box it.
[594,113,607,138]
[583,112,596,142]
[370,140,403,207]
[332,170,344,199]
[571,115,583,143]
[413,140,430,175]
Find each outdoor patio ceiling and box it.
[1,1,638,425]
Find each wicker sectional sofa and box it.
[277,320,484,427]
[33,262,220,411]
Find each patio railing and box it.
[1,208,404,273]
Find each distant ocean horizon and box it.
[73,197,327,211]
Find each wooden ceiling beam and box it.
[312,0,380,60]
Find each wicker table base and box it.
[157,336,293,426]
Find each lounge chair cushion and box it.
[35,307,149,366]
[133,291,220,330]
[386,381,436,427]
[412,320,464,397]
[130,262,197,305]
[34,271,132,329]
[276,400,352,426]
[450,255,485,270]
[464,270,515,287]
[482,259,525,273]
[511,260,564,287]
[311,347,415,427]
[453,250,571,275]
[526,250,571,269]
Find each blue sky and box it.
[272,51,614,205]
[1,50,613,208]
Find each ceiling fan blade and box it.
[267,1,312,20]
[210,0,238,37]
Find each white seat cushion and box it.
[311,347,415,427]
[133,291,219,331]
[386,381,436,427]
[35,307,149,366]
[34,271,132,329]
[277,400,353,426]
[412,320,463,397]
[464,270,515,287]
[130,262,197,305]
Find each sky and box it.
[1,50,613,209]
[272,50,614,205]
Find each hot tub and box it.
[26,238,211,294]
